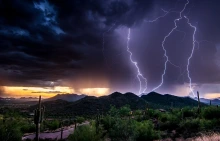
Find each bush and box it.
[135,120,160,141]
[68,124,103,141]
[109,118,136,141]
[20,123,35,133]
[76,116,85,124]
[0,120,22,141]
[179,118,200,133]
[201,107,220,120]
[159,114,179,131]
[109,106,119,117]
[146,109,161,119]
[101,115,115,131]
[182,107,195,118]
[199,119,213,130]
[119,106,131,117]
[44,120,59,130]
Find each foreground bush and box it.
[0,120,22,141]
[68,124,103,141]
[179,118,200,133]
[109,118,136,141]
[202,107,220,120]
[135,120,160,141]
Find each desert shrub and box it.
[0,120,22,141]
[159,113,169,122]
[201,107,220,119]
[75,116,85,124]
[182,107,195,118]
[135,120,160,141]
[133,110,142,116]
[159,114,179,131]
[109,106,119,117]
[179,118,200,133]
[199,119,213,130]
[44,120,59,130]
[68,124,103,141]
[109,118,136,141]
[147,109,161,119]
[20,122,35,133]
[101,115,116,131]
[119,105,131,117]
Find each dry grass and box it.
[187,133,220,141]
[158,133,220,141]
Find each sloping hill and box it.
[44,94,86,102]
[34,92,147,116]
[29,99,70,116]
[30,92,206,116]
[141,92,206,109]
[59,92,147,116]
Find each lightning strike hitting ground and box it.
[126,28,148,95]
[184,15,198,97]
[152,0,190,92]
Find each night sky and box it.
[0,0,220,98]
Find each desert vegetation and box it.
[1,92,220,141]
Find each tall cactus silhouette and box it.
[59,121,63,140]
[96,109,100,134]
[34,96,45,141]
[197,91,201,114]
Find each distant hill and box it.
[141,92,206,109]
[44,94,86,102]
[29,99,70,116]
[30,91,206,116]
[61,92,147,115]
[198,98,220,105]
[32,92,147,116]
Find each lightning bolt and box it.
[144,9,170,23]
[184,15,198,97]
[124,1,182,94]
[126,28,148,95]
[152,0,190,92]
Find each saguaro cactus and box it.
[60,121,63,140]
[34,96,45,141]
[210,100,212,106]
[96,109,100,134]
[197,91,201,114]
[74,118,77,129]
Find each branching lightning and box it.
[184,15,198,96]
[144,9,170,23]
[113,0,205,96]
[152,0,190,92]
[126,28,148,95]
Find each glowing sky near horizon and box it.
[2,86,109,98]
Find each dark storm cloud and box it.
[0,0,220,96]
[0,0,154,88]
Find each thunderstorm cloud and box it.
[0,0,220,97]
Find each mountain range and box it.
[44,94,86,102]
[30,92,208,116]
[196,97,220,105]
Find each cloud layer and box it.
[0,0,220,97]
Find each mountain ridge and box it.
[44,93,86,102]
[30,91,207,116]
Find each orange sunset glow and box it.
[2,86,110,98]
[204,93,220,99]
